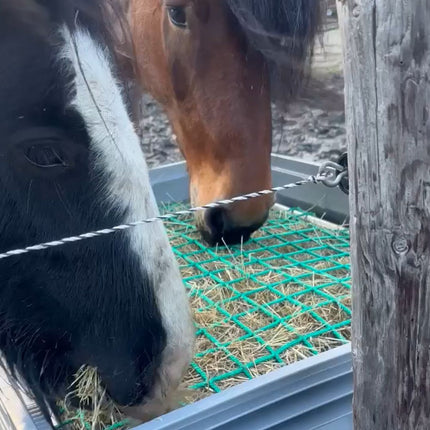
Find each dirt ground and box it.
[139,15,346,169]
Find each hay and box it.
[59,207,351,429]
[59,366,127,430]
[176,208,351,401]
[58,367,190,429]
[181,252,350,398]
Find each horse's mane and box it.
[227,0,323,103]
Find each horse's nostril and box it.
[200,209,269,247]
[204,207,226,239]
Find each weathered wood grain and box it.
[337,0,430,428]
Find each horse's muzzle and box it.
[200,207,268,246]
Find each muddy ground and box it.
[139,22,347,169]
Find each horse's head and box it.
[0,0,193,424]
[131,0,321,246]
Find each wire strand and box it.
[0,175,322,260]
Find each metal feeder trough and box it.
[0,155,352,430]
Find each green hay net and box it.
[59,205,351,429]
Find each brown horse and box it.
[129,0,321,246]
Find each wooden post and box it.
[337,0,430,428]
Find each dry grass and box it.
[59,210,351,429]
[179,214,351,401]
[59,366,126,430]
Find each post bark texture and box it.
[338,0,430,428]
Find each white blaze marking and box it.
[59,26,194,408]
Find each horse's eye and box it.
[167,6,187,28]
[24,144,68,168]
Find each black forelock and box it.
[226,0,323,102]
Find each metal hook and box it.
[317,154,349,195]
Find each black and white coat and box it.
[0,0,194,425]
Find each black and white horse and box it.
[0,0,194,425]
